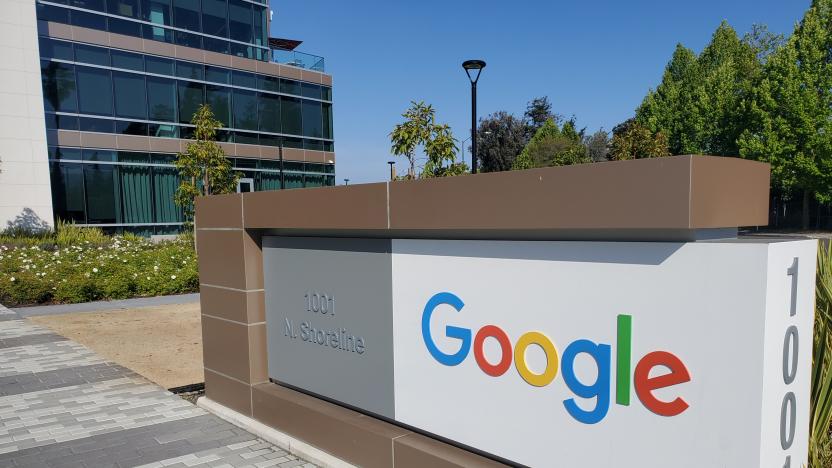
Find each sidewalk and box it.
[0,303,317,468]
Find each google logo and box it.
[421,292,692,424]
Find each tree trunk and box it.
[802,189,811,230]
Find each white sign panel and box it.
[390,239,816,467]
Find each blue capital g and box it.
[421,292,471,366]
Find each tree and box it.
[636,21,763,157]
[390,101,464,179]
[175,104,239,225]
[524,96,559,133]
[475,111,528,172]
[739,0,832,228]
[585,129,611,162]
[608,119,670,160]
[512,118,589,170]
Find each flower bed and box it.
[0,237,198,307]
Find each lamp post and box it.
[462,59,486,174]
[343,178,350,186]
[387,161,396,181]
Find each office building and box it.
[0,0,334,235]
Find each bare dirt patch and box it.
[29,302,203,389]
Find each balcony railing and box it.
[272,49,325,72]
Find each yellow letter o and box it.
[514,331,559,387]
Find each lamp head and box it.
[462,59,486,83]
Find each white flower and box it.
[92,267,98,273]
[170,275,177,280]
[10,277,15,282]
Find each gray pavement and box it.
[0,302,316,468]
[13,293,201,317]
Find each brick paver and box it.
[0,306,317,468]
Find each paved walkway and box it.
[13,294,201,318]
[0,303,316,468]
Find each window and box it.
[84,164,120,224]
[204,66,230,84]
[283,136,303,149]
[228,0,251,43]
[232,89,257,130]
[175,30,202,48]
[37,4,70,23]
[79,117,115,133]
[301,83,321,100]
[111,50,144,72]
[40,61,77,112]
[203,37,229,54]
[50,163,86,223]
[153,166,183,222]
[280,79,301,96]
[108,17,142,37]
[322,86,332,101]
[258,92,279,133]
[141,0,172,25]
[83,149,118,161]
[302,100,323,139]
[201,0,227,37]
[113,72,147,119]
[252,5,266,46]
[120,164,153,223]
[257,75,279,92]
[70,0,106,11]
[145,55,174,75]
[107,0,140,18]
[232,71,255,88]
[147,76,177,121]
[71,10,107,30]
[45,114,80,131]
[116,121,148,135]
[322,103,333,139]
[75,44,110,66]
[177,81,204,123]
[205,85,231,126]
[39,38,73,61]
[76,66,113,116]
[148,123,179,138]
[234,132,258,144]
[173,0,201,31]
[280,96,302,136]
[176,61,203,80]
[304,139,323,151]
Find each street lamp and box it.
[387,161,396,181]
[343,178,350,186]
[462,59,486,174]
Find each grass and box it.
[0,224,197,307]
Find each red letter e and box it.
[634,351,690,417]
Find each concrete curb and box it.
[14,293,200,317]
[197,396,355,468]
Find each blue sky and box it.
[271,1,809,184]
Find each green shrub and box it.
[812,242,832,467]
[0,236,198,307]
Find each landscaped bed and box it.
[0,227,198,307]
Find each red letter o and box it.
[474,325,512,377]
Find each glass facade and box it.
[36,0,269,61]
[49,147,335,232]
[36,0,335,234]
[39,37,334,149]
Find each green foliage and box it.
[175,104,240,225]
[812,242,832,467]
[0,236,198,307]
[1,220,108,249]
[636,21,762,156]
[389,101,460,178]
[512,118,589,170]
[609,119,671,160]
[476,111,529,172]
[524,96,560,134]
[738,0,832,227]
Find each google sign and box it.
[421,292,691,424]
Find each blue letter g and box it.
[422,292,471,366]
